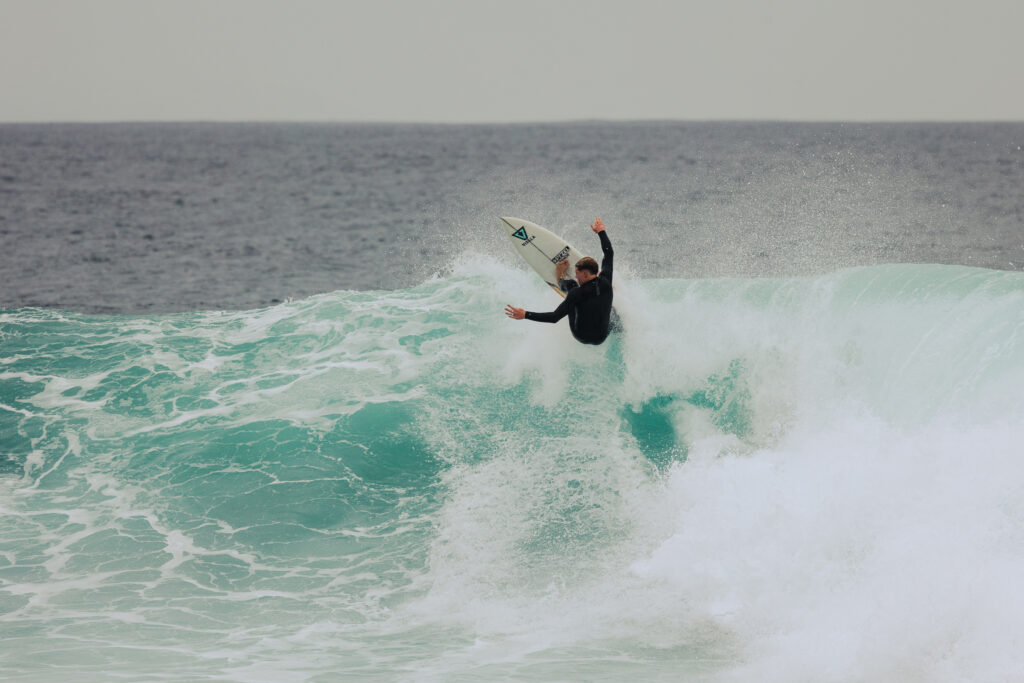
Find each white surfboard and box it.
[499,217,584,298]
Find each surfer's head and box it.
[575,257,599,284]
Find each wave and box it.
[2,261,1023,680]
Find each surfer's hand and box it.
[591,218,606,233]
[504,305,526,320]
[555,259,569,279]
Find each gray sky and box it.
[2,0,1022,123]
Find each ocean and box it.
[1,122,1023,681]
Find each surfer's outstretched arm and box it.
[504,297,571,324]
[524,300,570,323]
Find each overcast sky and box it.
[1,0,1022,123]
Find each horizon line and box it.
[2,117,1024,126]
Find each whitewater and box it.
[3,256,1023,681]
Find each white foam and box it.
[409,266,1024,680]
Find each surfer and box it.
[504,218,615,345]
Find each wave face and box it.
[2,261,1024,680]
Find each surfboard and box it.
[499,217,584,298]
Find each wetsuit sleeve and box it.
[598,230,613,282]
[525,290,574,323]
[558,279,578,293]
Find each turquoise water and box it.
[3,260,1024,680]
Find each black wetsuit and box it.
[524,230,614,345]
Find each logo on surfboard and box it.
[512,226,536,247]
[550,246,570,263]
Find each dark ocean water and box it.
[1,122,1022,313]
[2,123,1024,681]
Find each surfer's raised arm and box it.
[591,218,612,283]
